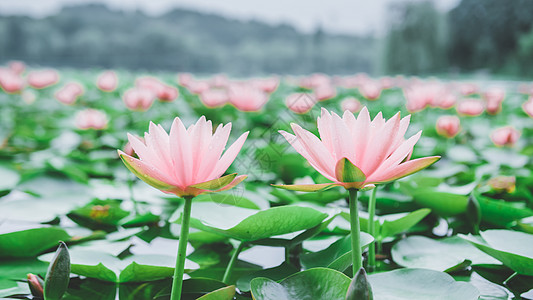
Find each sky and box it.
[0,0,461,35]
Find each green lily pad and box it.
[391,236,500,272]
[177,202,328,242]
[368,268,480,300]
[0,166,20,192]
[39,250,199,282]
[411,189,468,216]
[196,285,235,300]
[250,268,351,300]
[0,227,70,258]
[460,230,533,276]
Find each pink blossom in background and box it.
[458,83,479,96]
[523,98,533,117]
[491,127,519,147]
[251,77,279,93]
[75,109,108,130]
[313,83,337,101]
[279,107,440,190]
[8,61,25,75]
[299,73,330,89]
[359,80,382,100]
[483,87,505,115]
[436,115,461,138]
[136,76,178,102]
[404,82,455,113]
[380,76,394,89]
[210,74,230,88]
[286,93,316,114]
[0,69,24,94]
[456,99,485,116]
[55,82,84,105]
[187,80,210,95]
[118,116,248,197]
[27,69,59,89]
[200,89,228,108]
[228,83,269,112]
[177,73,193,88]
[341,97,362,113]
[97,70,118,92]
[123,87,157,111]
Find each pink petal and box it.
[361,112,401,175]
[189,116,212,181]
[371,156,440,183]
[368,131,422,180]
[209,131,249,179]
[317,108,334,154]
[197,123,232,181]
[290,123,336,179]
[169,117,193,186]
[279,130,336,182]
[331,111,355,162]
[353,107,371,166]
[118,150,177,190]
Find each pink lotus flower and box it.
[523,98,533,117]
[458,83,478,96]
[27,69,59,89]
[436,115,460,138]
[187,80,210,95]
[277,107,440,191]
[341,97,362,113]
[55,82,84,105]
[136,77,178,102]
[8,61,25,75]
[0,69,24,94]
[75,109,108,130]
[251,77,279,93]
[210,74,230,88]
[286,93,317,114]
[299,73,330,89]
[177,73,193,88]
[380,76,394,89]
[359,80,382,100]
[491,127,519,147]
[97,71,118,92]
[118,116,248,197]
[483,87,505,114]
[313,83,337,101]
[200,89,228,108]
[123,87,157,111]
[456,99,484,116]
[228,84,269,112]
[404,82,455,113]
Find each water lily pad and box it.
[391,236,500,272]
[0,227,70,258]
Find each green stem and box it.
[367,187,377,271]
[222,241,245,284]
[349,188,362,275]
[170,196,193,300]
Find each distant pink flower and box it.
[458,83,478,96]
[228,84,269,112]
[27,69,59,89]
[8,61,25,75]
[0,69,24,93]
[123,87,157,111]
[177,73,193,88]
[380,77,394,89]
[341,97,362,113]
[200,89,228,108]
[404,82,455,113]
[436,116,460,138]
[359,80,382,100]
[456,99,484,116]
[75,109,108,130]
[523,98,533,117]
[491,127,519,147]
[210,74,229,88]
[251,77,279,93]
[278,107,440,190]
[118,116,248,197]
[313,84,337,101]
[97,71,118,92]
[136,77,178,102]
[483,87,505,115]
[188,80,210,95]
[300,73,330,89]
[286,93,317,114]
[55,82,84,105]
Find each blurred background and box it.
[2,0,532,77]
